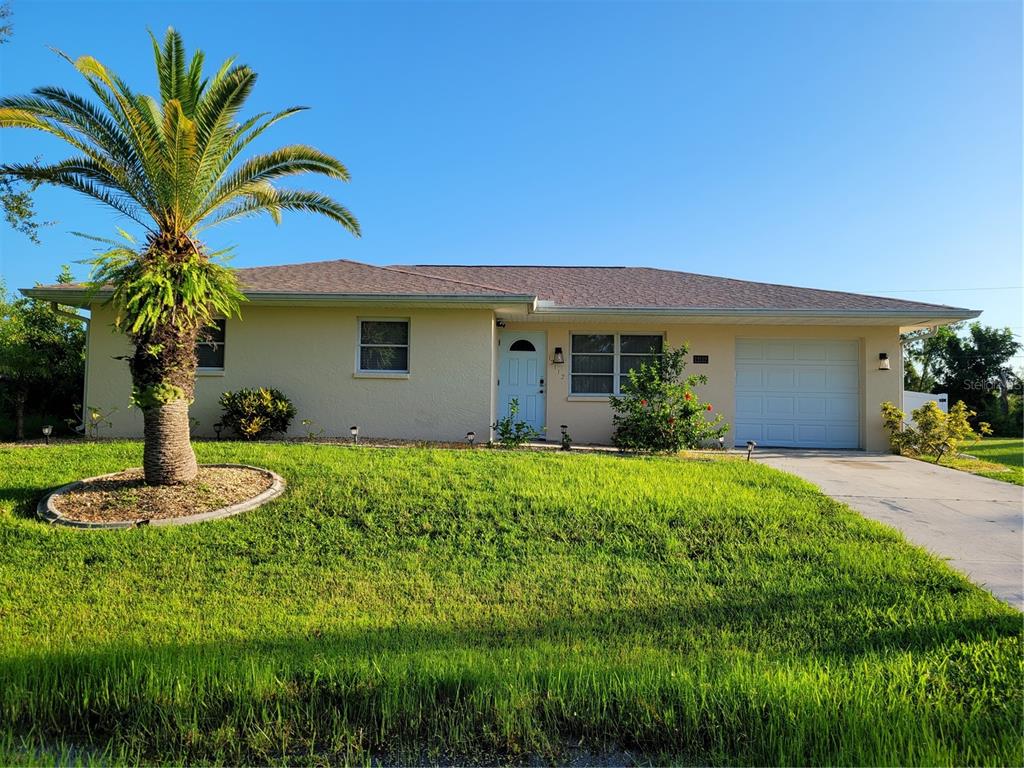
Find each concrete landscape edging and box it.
[36,463,287,529]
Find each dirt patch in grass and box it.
[49,466,275,523]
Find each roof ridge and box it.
[241,258,528,296]
[385,264,531,294]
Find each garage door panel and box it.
[829,424,859,446]
[765,397,794,417]
[828,341,859,362]
[765,342,796,360]
[765,423,796,443]
[736,340,764,361]
[735,339,860,449]
[796,368,827,390]
[794,343,827,361]
[766,367,796,389]
[736,365,764,388]
[829,396,859,420]
[797,396,827,418]
[736,395,763,417]
[796,424,828,444]
[828,365,859,391]
[734,423,763,444]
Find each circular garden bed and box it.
[38,464,286,529]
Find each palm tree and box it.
[0,29,359,484]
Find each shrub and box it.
[880,399,991,462]
[610,343,729,453]
[218,387,297,440]
[492,398,540,448]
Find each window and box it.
[508,339,536,352]
[197,319,226,370]
[570,333,663,395]
[359,319,409,372]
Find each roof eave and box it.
[528,304,981,320]
[20,287,538,309]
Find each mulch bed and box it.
[49,466,274,524]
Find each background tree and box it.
[0,267,85,439]
[0,29,359,482]
[903,322,1021,436]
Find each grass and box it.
[0,441,1021,766]
[921,437,1024,486]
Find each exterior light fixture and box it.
[41,425,53,445]
[350,425,359,444]
[878,353,891,371]
[213,422,224,439]
[552,347,565,365]
[746,440,757,461]
[559,424,571,451]
[466,431,476,446]
[718,435,725,451]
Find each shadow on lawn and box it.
[0,486,48,520]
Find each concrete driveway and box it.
[755,450,1024,610]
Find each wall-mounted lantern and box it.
[552,347,565,365]
[878,352,891,371]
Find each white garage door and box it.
[734,339,860,449]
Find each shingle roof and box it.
[394,264,974,313]
[24,259,978,317]
[232,259,520,296]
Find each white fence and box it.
[903,391,948,426]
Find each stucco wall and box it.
[501,321,903,451]
[84,306,902,450]
[84,304,497,441]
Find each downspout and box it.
[51,303,91,433]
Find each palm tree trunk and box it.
[142,399,198,485]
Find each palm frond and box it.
[204,187,360,235]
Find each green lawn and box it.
[924,437,1024,485]
[0,442,1020,766]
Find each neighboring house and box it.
[22,260,979,450]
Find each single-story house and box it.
[23,260,979,450]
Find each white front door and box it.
[734,338,861,449]
[498,331,546,436]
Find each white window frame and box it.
[197,318,227,375]
[356,317,411,377]
[568,331,665,397]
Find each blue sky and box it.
[1,0,1020,358]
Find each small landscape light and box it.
[878,352,891,371]
[213,421,223,439]
[350,425,359,444]
[41,425,53,445]
[466,430,476,446]
[718,435,725,451]
[552,347,565,365]
[746,440,757,461]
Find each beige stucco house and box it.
[25,260,979,451]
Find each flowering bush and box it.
[610,344,729,452]
[219,387,297,440]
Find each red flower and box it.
[640,399,648,407]
[668,417,676,425]
[684,392,692,401]
[706,403,713,412]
